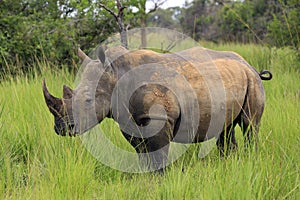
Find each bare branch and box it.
[99,3,118,21]
[116,0,122,9]
[118,6,127,17]
[148,0,166,13]
[99,1,127,19]
[115,0,127,17]
[126,24,131,31]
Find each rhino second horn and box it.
[78,47,88,61]
[97,46,106,64]
[42,80,62,114]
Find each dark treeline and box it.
[0,0,299,76]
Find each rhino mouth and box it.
[67,124,77,137]
[55,124,77,137]
[54,118,77,137]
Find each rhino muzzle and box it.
[43,80,77,137]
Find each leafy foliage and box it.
[179,0,299,50]
[0,0,299,77]
[0,0,117,76]
[268,0,300,50]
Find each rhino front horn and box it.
[42,80,63,115]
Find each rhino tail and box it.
[259,70,273,81]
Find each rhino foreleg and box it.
[122,120,173,173]
[137,140,170,174]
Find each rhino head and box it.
[43,47,117,136]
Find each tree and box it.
[98,0,165,48]
[99,0,128,48]
[0,0,73,72]
[268,0,300,50]
[217,1,254,42]
[126,0,166,48]
[0,0,117,76]
[180,0,221,41]
[147,7,182,30]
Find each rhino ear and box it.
[97,46,106,64]
[63,85,74,99]
[43,80,63,115]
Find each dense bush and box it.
[0,0,299,77]
[0,0,117,76]
[267,0,300,50]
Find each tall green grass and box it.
[0,44,299,199]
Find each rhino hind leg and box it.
[239,92,264,151]
[239,114,260,151]
[216,121,238,157]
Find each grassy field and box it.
[0,43,299,199]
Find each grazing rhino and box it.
[43,46,272,172]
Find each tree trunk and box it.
[140,17,147,49]
[120,30,128,49]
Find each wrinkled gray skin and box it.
[43,46,272,173]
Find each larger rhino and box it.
[43,46,272,172]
